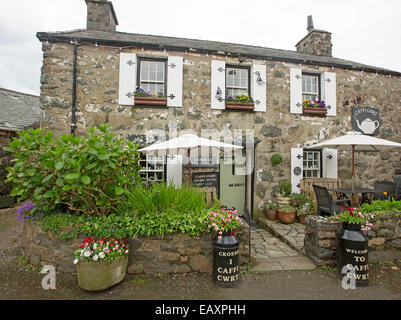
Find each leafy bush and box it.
[5,124,142,216]
[359,200,401,214]
[271,154,283,166]
[291,191,314,215]
[279,180,292,197]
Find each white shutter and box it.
[322,72,336,116]
[290,68,303,114]
[251,64,267,112]
[291,148,304,194]
[322,148,338,179]
[167,56,183,107]
[166,154,182,188]
[211,60,226,110]
[118,53,137,105]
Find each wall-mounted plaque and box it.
[352,107,380,135]
[192,172,219,190]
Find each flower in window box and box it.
[226,94,255,110]
[133,88,167,106]
[302,99,327,115]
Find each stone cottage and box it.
[36,0,401,217]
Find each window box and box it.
[302,106,327,116]
[225,101,255,111]
[134,96,167,106]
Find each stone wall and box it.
[38,42,401,212]
[21,220,250,274]
[304,214,401,266]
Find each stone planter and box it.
[76,254,128,291]
[278,208,296,224]
[277,195,291,207]
[302,107,327,116]
[0,195,14,209]
[134,96,167,106]
[225,102,254,111]
[265,209,278,221]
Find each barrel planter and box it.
[212,231,240,287]
[76,254,128,291]
[277,195,291,207]
[336,222,369,287]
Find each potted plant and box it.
[291,190,315,224]
[73,237,129,291]
[302,99,327,116]
[277,204,297,224]
[265,202,278,221]
[133,88,167,106]
[277,180,292,207]
[225,94,255,111]
[335,207,373,287]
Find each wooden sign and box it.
[352,107,380,135]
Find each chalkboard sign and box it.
[192,172,219,189]
[352,107,380,135]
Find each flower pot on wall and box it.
[76,254,128,291]
[134,96,167,106]
[225,102,254,111]
[302,107,327,116]
[277,208,296,224]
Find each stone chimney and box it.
[85,0,118,32]
[295,16,332,57]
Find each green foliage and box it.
[279,204,296,212]
[116,183,218,215]
[5,124,142,216]
[359,200,401,214]
[265,202,278,210]
[291,191,314,215]
[270,154,283,166]
[279,180,292,197]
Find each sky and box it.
[0,0,400,96]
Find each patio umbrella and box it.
[309,131,401,190]
[138,134,243,185]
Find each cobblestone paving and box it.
[249,220,315,272]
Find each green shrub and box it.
[279,180,292,197]
[271,154,283,166]
[5,124,142,216]
[359,200,401,214]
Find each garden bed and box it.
[21,219,250,274]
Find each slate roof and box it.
[37,29,401,76]
[0,88,41,132]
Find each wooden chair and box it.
[198,188,217,205]
[300,178,342,213]
[312,184,351,217]
[393,176,401,200]
[373,181,398,200]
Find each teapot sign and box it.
[352,107,380,135]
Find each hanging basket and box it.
[76,254,128,291]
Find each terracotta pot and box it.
[76,254,128,291]
[134,96,167,106]
[302,107,327,116]
[225,102,254,111]
[278,208,296,224]
[265,209,278,221]
[298,214,307,224]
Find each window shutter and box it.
[167,56,183,107]
[166,154,183,188]
[211,60,226,110]
[291,148,304,194]
[322,148,338,179]
[290,68,303,114]
[118,53,137,105]
[322,72,336,116]
[251,64,266,112]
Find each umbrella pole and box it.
[352,144,355,192]
[188,148,191,186]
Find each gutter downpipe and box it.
[71,40,78,135]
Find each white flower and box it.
[93,243,98,250]
[83,250,91,257]
[99,252,105,259]
[73,259,78,264]
[93,255,99,261]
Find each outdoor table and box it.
[328,188,385,207]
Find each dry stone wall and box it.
[39,42,401,212]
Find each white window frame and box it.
[303,150,321,179]
[226,66,250,98]
[138,59,166,96]
[302,74,320,102]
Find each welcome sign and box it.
[352,107,380,135]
